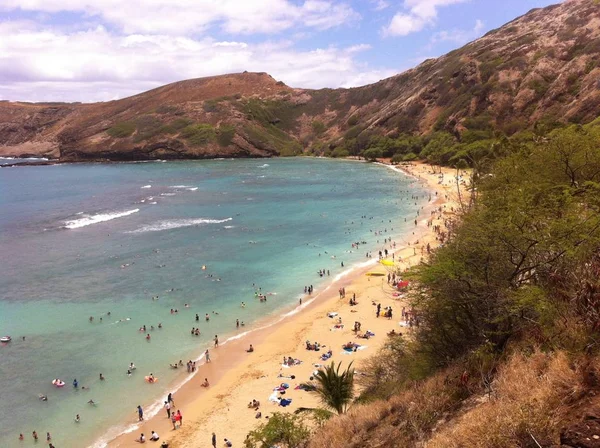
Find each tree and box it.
[244,412,310,448]
[362,147,383,162]
[310,362,355,415]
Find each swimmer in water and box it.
[75,414,80,423]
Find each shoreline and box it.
[105,160,464,448]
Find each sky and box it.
[0,0,561,103]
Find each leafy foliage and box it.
[217,124,235,147]
[244,413,310,448]
[310,362,355,415]
[107,121,136,138]
[410,124,600,366]
[180,123,216,146]
[311,120,326,135]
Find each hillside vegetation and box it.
[2,0,600,163]
[241,118,600,448]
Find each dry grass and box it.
[426,350,590,448]
[308,365,467,448]
[308,350,597,448]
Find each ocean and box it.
[0,157,427,447]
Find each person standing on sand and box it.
[212,432,217,448]
[164,401,171,418]
[205,349,211,362]
[176,409,182,426]
[168,392,174,406]
[137,405,144,421]
[214,335,219,347]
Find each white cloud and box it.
[428,18,484,47]
[370,0,390,10]
[0,0,359,35]
[382,0,469,37]
[0,23,392,102]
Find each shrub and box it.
[312,120,326,135]
[331,148,349,158]
[344,125,363,140]
[107,122,136,138]
[244,413,310,448]
[347,115,359,126]
[180,123,216,146]
[217,125,235,147]
[170,118,194,130]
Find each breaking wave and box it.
[63,209,140,229]
[129,217,233,233]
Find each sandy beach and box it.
[107,161,465,448]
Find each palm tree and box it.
[310,361,355,415]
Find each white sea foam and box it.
[223,225,235,229]
[160,193,176,196]
[169,185,191,188]
[141,185,152,189]
[187,187,198,191]
[257,163,270,168]
[63,209,140,229]
[129,217,232,233]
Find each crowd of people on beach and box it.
[19,168,450,447]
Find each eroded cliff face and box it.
[2,0,600,161]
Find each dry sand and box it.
[107,161,467,448]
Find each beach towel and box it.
[327,312,338,318]
[268,391,279,403]
[341,346,367,355]
[279,398,292,407]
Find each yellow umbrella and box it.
[379,259,395,266]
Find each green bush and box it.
[217,125,235,147]
[170,118,194,130]
[180,123,216,146]
[244,413,310,448]
[347,115,359,126]
[344,125,363,140]
[279,141,303,156]
[107,122,136,138]
[331,147,349,158]
[312,120,326,135]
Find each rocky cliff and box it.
[1,0,599,161]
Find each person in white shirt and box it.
[150,431,159,441]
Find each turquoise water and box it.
[0,158,427,447]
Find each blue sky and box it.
[0,0,560,102]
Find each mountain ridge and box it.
[1,0,600,162]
